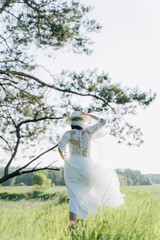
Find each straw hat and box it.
[65,111,89,125]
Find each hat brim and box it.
[65,115,89,125]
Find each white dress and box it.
[58,120,125,220]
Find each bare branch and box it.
[8,112,16,127]
[0,164,60,184]
[20,161,59,175]
[0,0,13,14]
[4,9,21,21]
[17,116,63,129]
[0,82,10,86]
[0,136,12,152]
[0,60,16,63]
[2,110,62,176]
[33,161,42,170]
[20,166,60,175]
[23,0,40,12]
[0,104,17,109]
[0,59,28,67]
[0,77,18,84]
[0,144,59,184]
[1,84,15,98]
[36,13,41,36]
[46,160,58,168]
[4,120,21,176]
[0,35,10,50]
[14,144,58,173]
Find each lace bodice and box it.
[58,121,103,157]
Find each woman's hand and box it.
[80,111,85,115]
[80,111,106,125]
[80,111,91,117]
[58,148,66,160]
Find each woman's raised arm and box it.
[80,112,106,134]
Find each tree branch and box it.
[4,9,33,38]
[0,136,12,152]
[0,165,59,184]
[0,69,110,105]
[23,0,40,12]
[8,82,40,99]
[0,104,17,109]
[0,69,126,122]
[0,59,28,67]
[20,166,60,175]
[17,116,63,129]
[0,35,10,50]
[16,144,58,172]
[21,160,60,174]
[0,77,18,84]
[3,112,62,176]
[0,0,13,14]
[4,120,21,176]
[33,161,42,170]
[0,69,80,93]
[0,144,59,184]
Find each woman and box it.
[58,111,124,228]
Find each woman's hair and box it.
[70,117,84,130]
[71,125,83,130]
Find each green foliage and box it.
[0,0,102,184]
[48,167,65,186]
[0,167,65,186]
[0,185,68,202]
[10,177,16,186]
[0,168,33,186]
[0,185,160,239]
[145,174,160,184]
[14,172,33,186]
[0,0,155,156]
[0,0,156,185]
[16,182,26,186]
[1,0,100,57]
[118,174,133,186]
[32,172,51,189]
[53,70,156,146]
[1,167,155,187]
[116,168,153,186]
[0,192,26,201]
[0,185,33,193]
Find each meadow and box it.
[0,185,160,240]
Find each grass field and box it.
[0,185,67,194]
[0,185,160,240]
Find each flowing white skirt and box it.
[64,154,125,220]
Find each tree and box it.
[146,174,160,184]
[118,174,133,186]
[32,171,51,189]
[116,168,152,185]
[0,0,156,184]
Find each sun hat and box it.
[65,111,89,125]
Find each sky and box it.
[3,0,159,174]
[36,0,160,174]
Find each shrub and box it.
[32,172,51,189]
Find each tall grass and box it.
[0,185,160,240]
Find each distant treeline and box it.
[145,174,160,184]
[0,167,159,186]
[116,169,154,186]
[0,167,65,187]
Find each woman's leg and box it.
[69,211,77,228]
